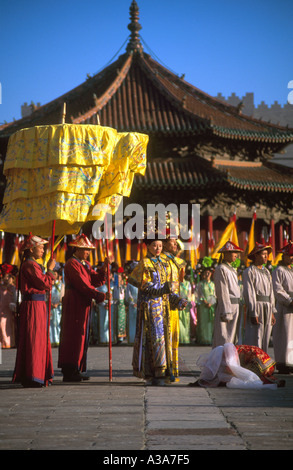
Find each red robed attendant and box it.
[13,233,56,388]
[58,234,110,382]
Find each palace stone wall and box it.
[215,92,293,167]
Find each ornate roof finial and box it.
[126,1,143,54]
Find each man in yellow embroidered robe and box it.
[162,238,186,381]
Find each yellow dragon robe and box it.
[161,252,186,379]
[128,254,186,380]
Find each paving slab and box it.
[0,344,292,453]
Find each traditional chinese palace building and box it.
[1,0,293,262]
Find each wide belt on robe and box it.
[23,293,46,301]
[256,294,270,302]
[230,297,240,304]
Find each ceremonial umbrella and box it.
[0,114,148,380]
[0,123,148,236]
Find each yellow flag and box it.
[0,233,4,264]
[115,238,122,266]
[56,242,67,264]
[89,249,94,266]
[11,247,20,267]
[211,219,239,260]
[10,236,21,267]
[136,240,141,261]
[125,237,132,262]
[45,235,64,266]
[99,239,105,262]
[273,252,282,266]
[142,242,147,258]
[190,246,197,269]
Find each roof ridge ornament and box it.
[126,0,143,54]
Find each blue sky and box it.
[0,0,292,124]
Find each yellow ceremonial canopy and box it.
[0,123,148,236]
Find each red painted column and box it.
[207,214,213,255]
[279,224,283,250]
[270,219,275,259]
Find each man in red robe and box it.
[13,234,56,388]
[58,234,110,382]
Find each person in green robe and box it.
[179,274,192,344]
[114,267,127,343]
[196,267,216,345]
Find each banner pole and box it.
[105,214,112,382]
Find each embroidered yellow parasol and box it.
[0,120,148,236]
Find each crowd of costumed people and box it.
[0,235,291,350]
[0,246,214,350]
[0,230,292,389]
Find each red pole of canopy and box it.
[45,219,55,385]
[104,214,112,382]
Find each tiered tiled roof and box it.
[213,159,293,193]
[134,157,293,193]
[134,157,221,190]
[1,45,293,145]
